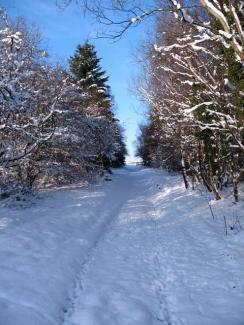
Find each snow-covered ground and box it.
[0,165,244,325]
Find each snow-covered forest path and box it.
[63,166,167,325]
[0,166,244,325]
[62,166,244,325]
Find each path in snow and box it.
[64,166,166,325]
[63,166,244,325]
[0,166,244,325]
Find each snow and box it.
[131,17,139,24]
[181,9,193,24]
[219,29,232,39]
[0,166,244,325]
[201,0,230,33]
[185,101,214,114]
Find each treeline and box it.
[136,2,243,201]
[0,11,126,198]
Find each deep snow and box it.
[0,166,244,325]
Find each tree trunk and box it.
[180,142,189,189]
[209,164,221,200]
[198,141,212,192]
[229,160,239,202]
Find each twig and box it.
[208,201,215,220]
[223,215,228,236]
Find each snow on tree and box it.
[0,11,67,194]
[69,42,126,169]
[135,15,243,201]
[0,11,126,196]
[59,0,243,200]
[69,42,112,115]
[75,0,243,62]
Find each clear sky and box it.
[2,0,149,160]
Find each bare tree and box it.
[135,15,243,200]
[61,0,243,61]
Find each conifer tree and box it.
[69,42,112,117]
[69,42,126,168]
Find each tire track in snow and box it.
[62,176,135,324]
[63,167,179,325]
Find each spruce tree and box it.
[69,42,126,168]
[69,42,112,117]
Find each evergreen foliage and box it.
[69,42,112,115]
[69,42,127,169]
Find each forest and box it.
[0,10,126,200]
[1,0,243,202]
[133,0,244,201]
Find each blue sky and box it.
[2,0,149,160]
